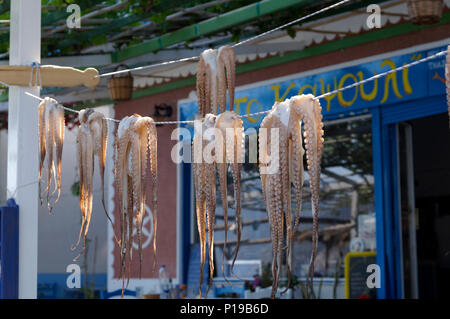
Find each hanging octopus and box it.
[114,114,158,288]
[446,45,450,127]
[215,111,244,276]
[196,45,235,116]
[192,113,217,296]
[192,45,237,296]
[73,108,109,259]
[38,97,65,213]
[259,94,324,298]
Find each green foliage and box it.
[0,0,342,58]
[260,262,273,288]
[71,181,80,197]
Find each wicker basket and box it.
[107,65,133,101]
[407,0,443,25]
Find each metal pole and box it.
[7,0,41,299]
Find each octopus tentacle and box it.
[197,49,218,115]
[217,56,227,114]
[51,106,65,210]
[277,116,292,293]
[130,132,143,276]
[193,47,237,294]
[193,137,207,296]
[126,173,134,288]
[259,95,324,298]
[290,119,305,234]
[218,45,235,112]
[197,46,236,115]
[73,126,86,253]
[272,116,287,298]
[216,161,228,275]
[82,124,94,253]
[193,114,217,297]
[196,58,207,116]
[205,160,216,294]
[259,112,284,298]
[73,109,112,259]
[215,111,244,278]
[38,99,46,204]
[115,115,158,289]
[148,119,158,270]
[290,95,324,296]
[45,106,55,205]
[230,130,243,275]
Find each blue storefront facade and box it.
[178,42,448,299]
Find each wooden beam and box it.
[295,222,355,243]
[214,217,269,231]
[215,237,271,247]
[0,65,99,87]
[294,27,352,36]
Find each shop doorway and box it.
[397,113,450,299]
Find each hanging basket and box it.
[407,0,443,25]
[107,64,133,101]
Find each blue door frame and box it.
[0,199,19,299]
[372,94,447,299]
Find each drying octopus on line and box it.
[194,45,242,291]
[196,45,235,116]
[259,94,324,298]
[114,114,157,288]
[215,111,244,277]
[192,111,244,296]
[38,97,65,213]
[73,108,109,259]
[192,114,217,296]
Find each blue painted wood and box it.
[381,123,397,298]
[181,162,192,285]
[0,199,19,299]
[378,94,447,299]
[186,243,210,297]
[371,107,388,299]
[100,288,136,299]
[381,94,446,125]
[214,285,245,298]
[389,124,405,298]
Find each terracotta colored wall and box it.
[110,24,449,279]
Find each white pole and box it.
[7,0,41,299]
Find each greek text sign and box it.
[180,46,447,128]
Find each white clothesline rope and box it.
[0,48,446,125]
[95,0,352,78]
